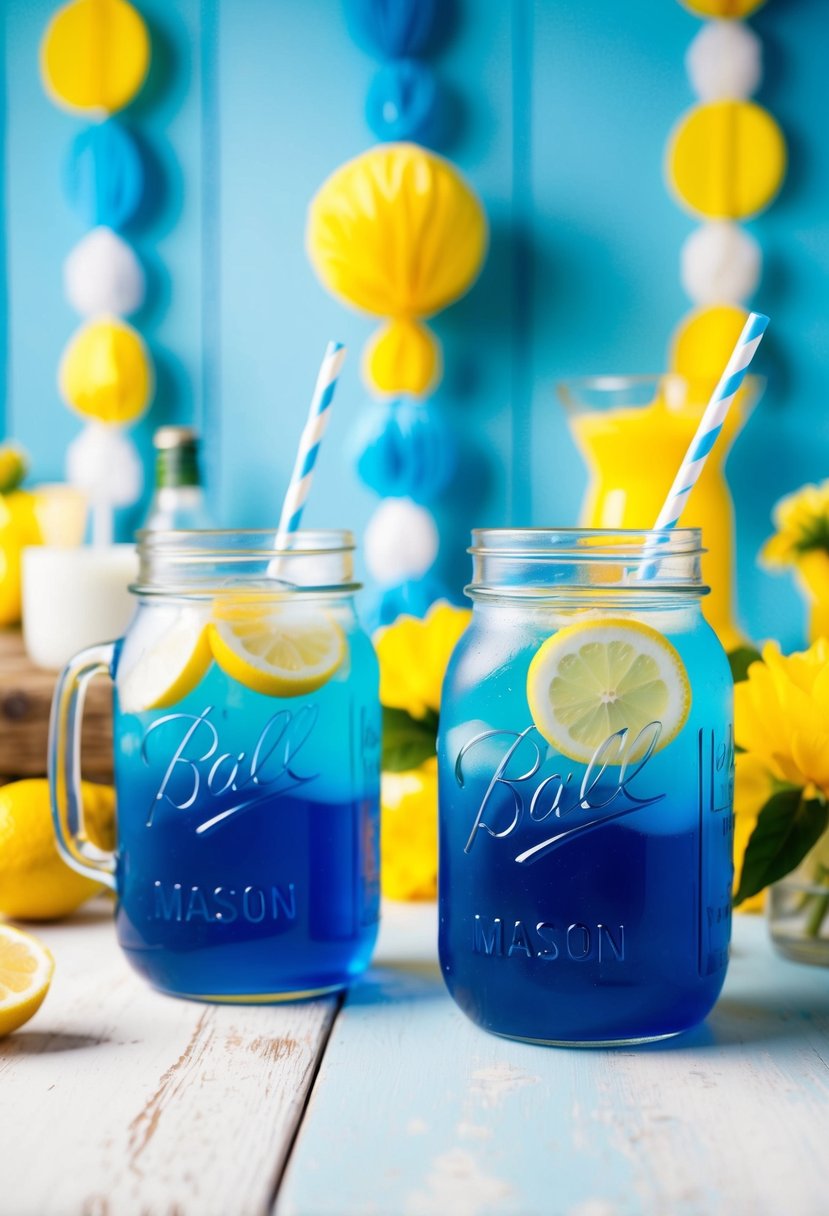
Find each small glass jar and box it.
[438,529,734,1046]
[768,828,829,966]
[50,530,381,1002]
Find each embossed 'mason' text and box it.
[152,881,297,925]
[473,914,625,963]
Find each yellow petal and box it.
[733,753,773,913]
[375,614,432,719]
[381,758,438,902]
[790,729,829,795]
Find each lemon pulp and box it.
[0,925,54,1037]
[209,601,345,697]
[527,618,691,765]
[117,609,212,714]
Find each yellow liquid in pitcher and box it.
[570,386,749,652]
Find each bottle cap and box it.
[153,425,199,451]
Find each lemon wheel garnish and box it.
[118,610,212,714]
[526,618,691,765]
[0,925,54,1038]
[208,601,345,698]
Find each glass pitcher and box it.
[558,374,762,652]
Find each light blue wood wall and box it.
[3,0,828,647]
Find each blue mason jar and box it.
[50,530,381,1003]
[438,529,734,1046]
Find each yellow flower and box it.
[735,639,829,796]
[734,639,829,905]
[374,600,471,719]
[381,759,438,902]
[762,480,829,568]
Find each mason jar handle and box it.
[48,642,117,891]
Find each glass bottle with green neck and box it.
[143,427,214,532]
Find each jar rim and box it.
[469,527,704,557]
[136,528,355,556]
[466,528,707,601]
[132,529,360,596]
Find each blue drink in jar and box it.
[51,530,380,1002]
[438,529,733,1045]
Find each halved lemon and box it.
[118,610,212,713]
[527,618,691,765]
[0,925,54,1038]
[208,600,345,697]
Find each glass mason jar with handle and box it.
[438,528,734,1046]
[50,530,381,1002]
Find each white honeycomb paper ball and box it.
[364,497,439,586]
[64,227,146,318]
[66,422,143,507]
[686,20,762,101]
[680,222,762,305]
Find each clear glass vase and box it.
[558,374,763,653]
[768,829,829,966]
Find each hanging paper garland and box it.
[344,0,439,61]
[64,228,146,316]
[63,122,145,229]
[308,140,486,624]
[679,0,766,16]
[41,0,150,115]
[41,0,156,544]
[350,398,455,502]
[365,60,442,145]
[308,145,486,398]
[666,1,785,373]
[312,11,485,626]
[59,317,153,424]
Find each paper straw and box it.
[269,341,346,574]
[638,311,769,581]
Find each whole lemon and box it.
[0,779,115,920]
[0,490,42,627]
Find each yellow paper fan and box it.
[307,143,487,396]
[59,317,153,425]
[40,0,150,115]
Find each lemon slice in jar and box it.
[208,599,345,698]
[526,618,691,765]
[0,924,54,1038]
[117,610,212,713]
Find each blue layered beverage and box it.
[103,531,381,1002]
[438,529,733,1046]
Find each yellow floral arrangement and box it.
[763,480,829,641]
[374,601,470,901]
[733,640,829,933]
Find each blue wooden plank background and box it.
[2,0,828,648]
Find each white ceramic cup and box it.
[22,544,139,670]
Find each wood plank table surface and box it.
[2,905,828,1216]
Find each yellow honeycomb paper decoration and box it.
[307,143,487,398]
[667,100,786,220]
[59,317,152,425]
[41,0,150,115]
[680,0,767,16]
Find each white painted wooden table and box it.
[2,904,828,1216]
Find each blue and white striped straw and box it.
[274,340,346,550]
[638,311,769,581]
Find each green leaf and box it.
[734,789,829,905]
[382,706,438,773]
[728,645,762,684]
